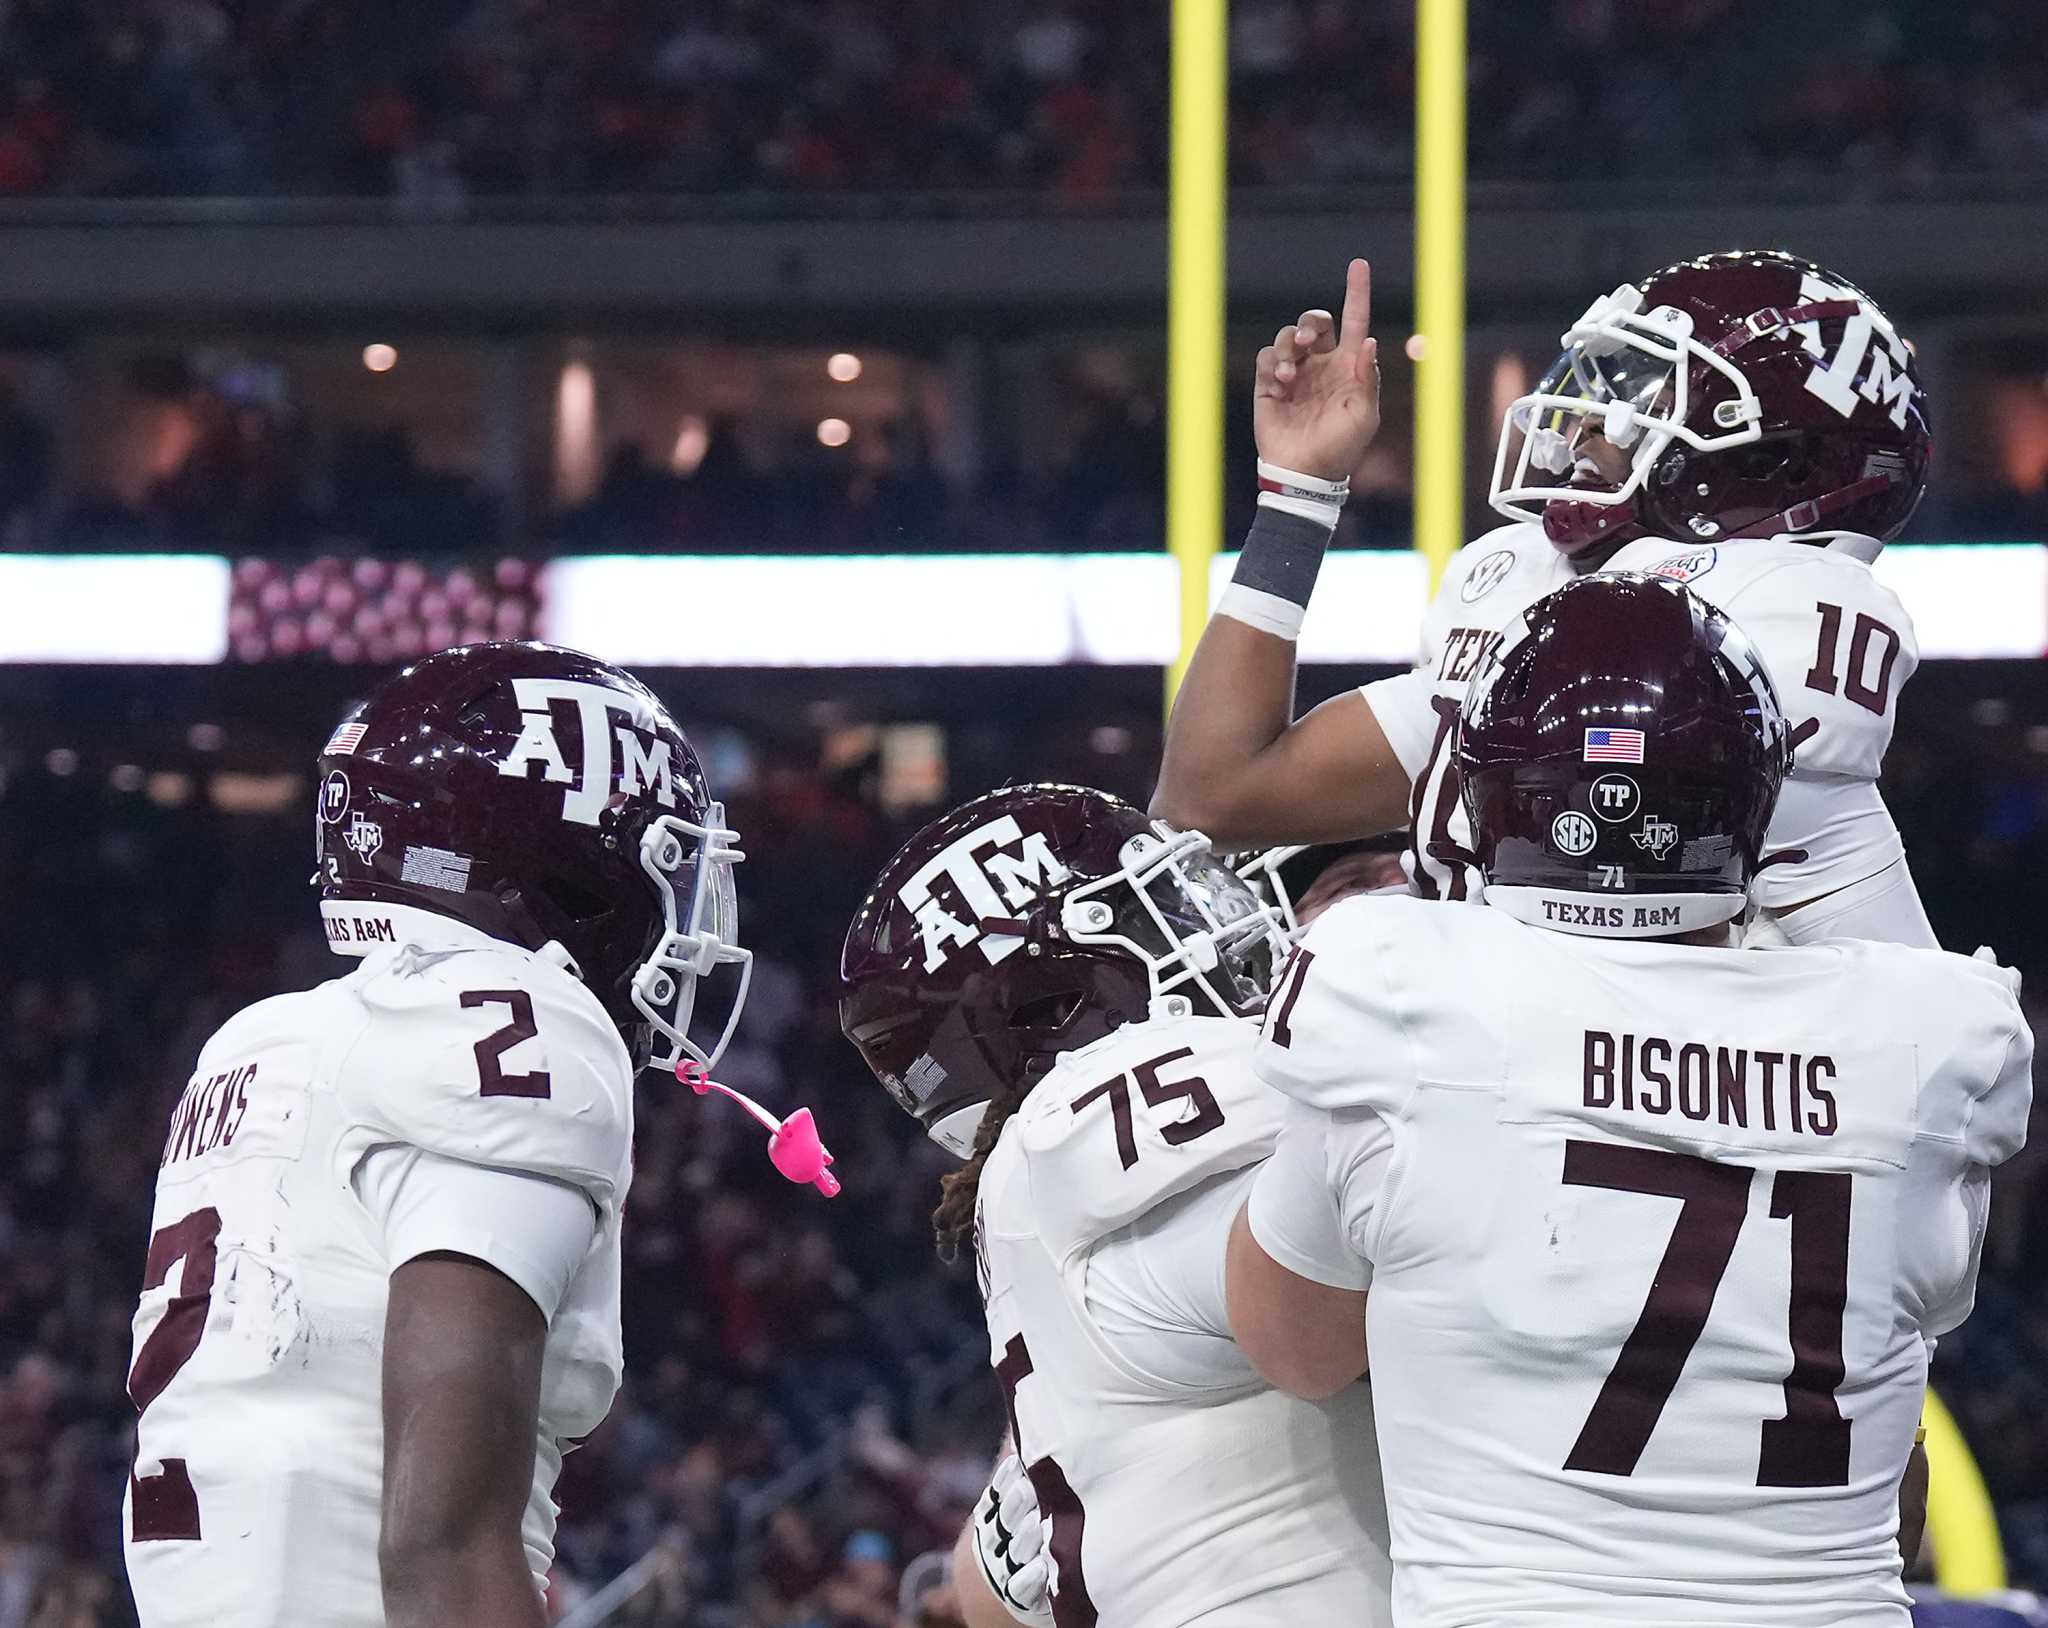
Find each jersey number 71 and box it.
[1560,1140,1852,1488]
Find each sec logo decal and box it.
[1551,810,1597,856]
[1460,549,1517,603]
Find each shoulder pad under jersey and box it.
[1865,942,2030,1167]
[1613,539,1919,782]
[1419,523,1558,651]
[1012,1014,1281,1266]
[156,988,329,1171]
[330,940,634,1206]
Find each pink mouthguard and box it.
[678,1061,842,1197]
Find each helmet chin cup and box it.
[629,809,754,1075]
[1542,494,1640,554]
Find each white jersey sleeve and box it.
[1245,1095,1389,1291]
[329,940,634,1211]
[1895,952,2032,1338]
[1083,1162,1259,1393]
[1249,903,1417,1288]
[353,1145,600,1320]
[1613,539,1921,913]
[1012,1014,1282,1271]
[1708,551,1917,783]
[1360,525,1533,779]
[1253,902,1421,1117]
[1770,855,1935,948]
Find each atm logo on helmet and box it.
[495,677,681,826]
[1794,271,1914,430]
[897,816,1071,974]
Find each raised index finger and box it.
[1336,258,1371,356]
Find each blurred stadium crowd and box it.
[7,356,2048,565]
[0,706,2045,1625]
[20,404,1201,563]
[0,0,2046,202]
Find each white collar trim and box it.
[320,898,581,977]
[1790,529,1884,563]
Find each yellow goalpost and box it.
[1413,0,1464,589]
[1165,0,1228,710]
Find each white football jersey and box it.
[123,911,633,1627]
[1248,894,2031,1628]
[976,1012,1391,1628]
[1361,522,1921,923]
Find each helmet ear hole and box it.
[1009,990,1083,1032]
[545,875,614,924]
[1727,441,1794,482]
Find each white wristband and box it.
[1256,459,1349,528]
[1217,583,1307,640]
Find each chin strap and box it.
[1710,299,1862,358]
[1725,477,1898,542]
[678,1061,842,1198]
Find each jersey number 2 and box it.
[128,1207,221,1540]
[461,989,552,1098]
[1561,1141,1852,1487]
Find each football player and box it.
[1155,250,1937,946]
[839,786,1392,1628]
[1227,576,2032,1627]
[123,643,751,1628]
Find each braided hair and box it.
[931,1068,1039,1262]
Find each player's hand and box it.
[971,1454,1053,1628]
[1253,257,1382,482]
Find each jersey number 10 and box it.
[1561,1140,1852,1487]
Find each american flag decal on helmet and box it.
[1584,727,1646,763]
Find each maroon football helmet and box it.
[839,785,1287,1155]
[1456,573,1792,937]
[314,641,749,1072]
[1492,250,1930,555]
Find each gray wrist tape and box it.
[1230,506,1336,609]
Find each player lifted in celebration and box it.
[1155,250,1937,945]
[1228,576,2031,1627]
[125,643,751,1628]
[840,786,1390,1628]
